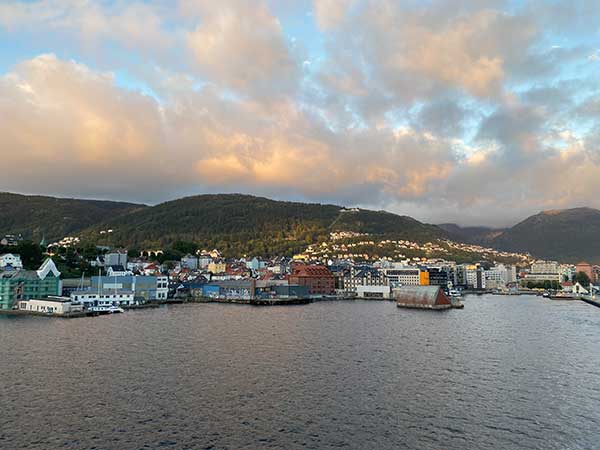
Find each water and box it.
[1,295,599,450]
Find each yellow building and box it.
[419,271,430,286]
[208,262,227,274]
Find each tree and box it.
[573,271,591,285]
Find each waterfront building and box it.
[356,285,392,299]
[381,267,429,287]
[464,265,486,289]
[425,267,449,287]
[91,275,168,301]
[342,266,388,292]
[288,264,335,295]
[0,253,23,270]
[18,296,83,316]
[201,280,256,300]
[70,290,136,308]
[0,259,61,310]
[484,264,517,288]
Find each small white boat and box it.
[87,305,125,314]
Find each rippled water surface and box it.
[1,295,600,449]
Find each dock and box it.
[581,296,600,308]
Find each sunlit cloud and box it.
[1,0,600,226]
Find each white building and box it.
[18,297,83,315]
[0,253,23,270]
[356,285,392,299]
[528,260,561,281]
[104,250,128,268]
[70,290,136,308]
[157,276,169,300]
[465,266,486,289]
[380,267,423,286]
[485,264,517,287]
[106,265,133,277]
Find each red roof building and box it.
[288,264,335,295]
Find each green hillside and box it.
[0,192,145,242]
[80,194,448,256]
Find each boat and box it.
[448,289,462,298]
[86,305,125,315]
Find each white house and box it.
[106,265,133,277]
[18,296,83,315]
[0,253,23,270]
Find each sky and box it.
[1,0,600,227]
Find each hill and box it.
[0,192,145,242]
[80,194,448,256]
[438,223,505,245]
[490,208,600,263]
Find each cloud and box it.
[313,0,356,30]
[1,1,600,227]
[184,0,300,100]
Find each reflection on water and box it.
[1,295,599,449]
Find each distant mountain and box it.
[0,192,145,242]
[79,194,448,256]
[491,208,600,263]
[437,223,505,245]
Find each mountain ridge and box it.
[2,192,600,262]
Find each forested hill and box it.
[79,194,448,256]
[490,208,600,263]
[0,192,145,242]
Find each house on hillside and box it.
[0,253,23,270]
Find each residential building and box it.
[104,249,128,268]
[208,262,227,274]
[181,255,199,270]
[0,253,23,270]
[576,262,593,280]
[246,257,266,271]
[531,260,560,274]
[425,267,449,287]
[465,265,486,289]
[106,265,132,277]
[0,234,22,247]
[0,259,61,310]
[197,256,213,269]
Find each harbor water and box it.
[1,295,599,449]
